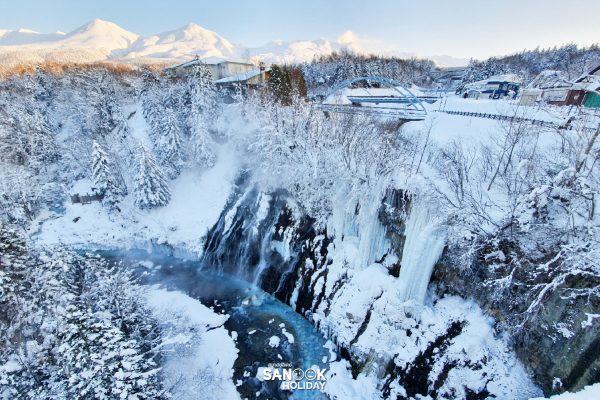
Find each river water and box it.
[95,249,331,400]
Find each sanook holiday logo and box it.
[259,364,327,390]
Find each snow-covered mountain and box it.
[57,19,139,51]
[0,19,468,66]
[246,39,340,64]
[114,23,235,62]
[0,28,66,46]
[0,19,138,65]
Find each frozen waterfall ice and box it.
[398,201,446,304]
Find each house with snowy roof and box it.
[520,70,576,106]
[164,57,257,81]
[573,65,600,108]
[214,66,271,90]
[519,67,600,107]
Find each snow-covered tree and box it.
[134,145,171,209]
[154,107,184,178]
[187,64,217,167]
[91,141,126,208]
[0,227,165,398]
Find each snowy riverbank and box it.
[146,287,240,400]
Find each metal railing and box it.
[435,109,596,132]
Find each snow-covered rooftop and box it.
[165,57,254,70]
[527,70,572,90]
[573,66,600,92]
[214,67,270,84]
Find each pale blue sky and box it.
[0,0,598,59]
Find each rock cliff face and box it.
[202,182,596,397]
[433,234,600,395]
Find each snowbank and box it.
[146,287,239,400]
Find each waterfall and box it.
[398,201,446,304]
[202,186,311,302]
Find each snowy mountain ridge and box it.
[0,19,468,66]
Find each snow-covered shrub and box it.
[241,91,416,225]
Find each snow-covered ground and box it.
[32,142,238,255]
[146,287,239,400]
[530,383,600,400]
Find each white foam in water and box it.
[398,201,446,303]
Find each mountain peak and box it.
[16,28,40,34]
[337,30,359,45]
[176,23,219,38]
[64,19,139,49]
[72,19,135,36]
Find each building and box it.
[573,65,600,109]
[432,66,467,88]
[164,57,257,82]
[214,66,271,90]
[519,88,542,106]
[461,74,521,100]
[519,70,576,106]
[519,67,600,108]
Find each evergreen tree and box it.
[95,71,124,137]
[269,64,292,104]
[187,64,217,167]
[91,141,126,208]
[154,107,184,178]
[134,145,171,209]
[287,66,308,98]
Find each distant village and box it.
[164,56,600,110]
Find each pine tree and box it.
[134,145,171,209]
[187,64,217,167]
[154,107,184,178]
[287,66,308,98]
[91,141,126,208]
[95,71,123,137]
[269,64,292,104]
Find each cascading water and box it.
[397,201,446,303]
[202,186,313,302]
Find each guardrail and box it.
[434,109,597,132]
[436,109,556,127]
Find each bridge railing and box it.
[317,103,427,120]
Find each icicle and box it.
[397,201,446,304]
[357,211,390,268]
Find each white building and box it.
[164,57,256,81]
